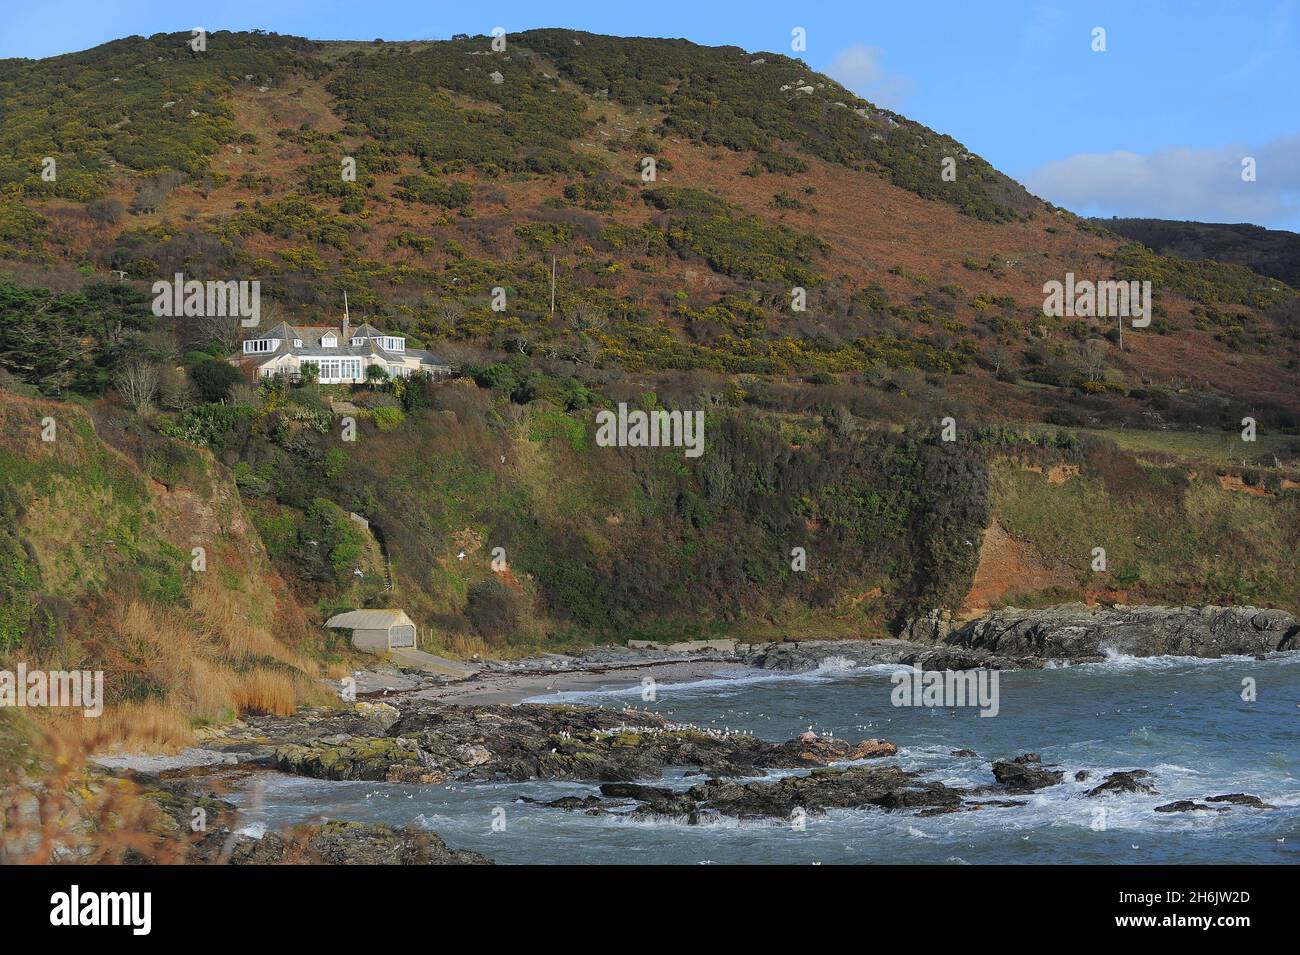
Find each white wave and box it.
[1075,649,1266,672]
[810,655,865,674]
[522,661,874,703]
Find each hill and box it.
[0,29,1298,742]
[0,29,1295,430]
[1093,217,1300,291]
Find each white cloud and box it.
[1024,135,1300,229]
[823,44,913,108]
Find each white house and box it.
[230,315,450,384]
[325,609,418,653]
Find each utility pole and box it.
[550,254,557,320]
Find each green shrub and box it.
[372,406,405,432]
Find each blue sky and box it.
[4,1,1298,229]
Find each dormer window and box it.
[294,339,303,347]
[322,335,337,348]
[351,337,365,346]
[243,338,279,354]
[379,336,405,352]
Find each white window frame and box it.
[301,357,362,383]
[321,335,337,348]
[243,338,279,354]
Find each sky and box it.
[3,1,1298,230]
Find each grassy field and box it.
[990,457,1300,612]
[1060,427,1296,469]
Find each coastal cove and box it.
[220,651,1299,865]
[115,604,1300,866]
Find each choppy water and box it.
[236,652,1300,864]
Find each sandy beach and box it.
[408,658,739,706]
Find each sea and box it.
[234,652,1300,864]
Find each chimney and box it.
[342,291,351,344]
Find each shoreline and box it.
[406,658,741,706]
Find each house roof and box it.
[235,320,449,368]
[325,609,415,630]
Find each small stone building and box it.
[325,609,417,653]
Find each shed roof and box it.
[325,609,414,630]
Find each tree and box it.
[1076,338,1109,383]
[190,360,242,403]
[365,364,390,388]
[159,365,196,411]
[0,283,95,394]
[83,281,154,367]
[86,198,124,226]
[113,360,161,415]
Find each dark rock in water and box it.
[600,782,681,801]
[139,781,489,864]
[1154,800,1226,814]
[906,646,1013,671]
[550,764,972,823]
[755,735,897,767]
[968,799,1029,809]
[285,820,491,864]
[600,782,701,817]
[1086,770,1156,797]
[991,760,1064,792]
[538,795,607,814]
[1206,793,1276,809]
[255,700,902,786]
[951,749,979,758]
[1012,753,1041,764]
[946,604,1299,660]
[1075,770,1091,782]
[400,703,900,783]
[274,735,438,783]
[735,638,924,671]
[700,765,968,818]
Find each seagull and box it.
[457,551,466,560]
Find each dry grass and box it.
[36,701,195,753]
[439,631,513,660]
[189,576,315,671]
[0,721,186,864]
[229,668,316,716]
[22,594,329,755]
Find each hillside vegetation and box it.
[0,29,1297,743]
[0,29,1294,429]
[0,390,334,748]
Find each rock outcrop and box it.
[990,755,1065,793]
[944,604,1300,660]
[244,702,899,784]
[135,779,490,864]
